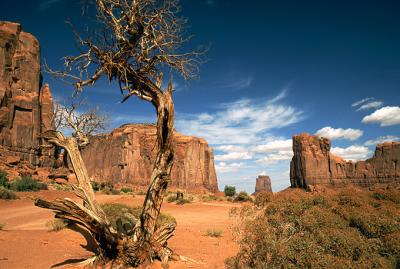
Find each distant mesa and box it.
[81,124,220,193]
[254,175,272,193]
[290,133,400,189]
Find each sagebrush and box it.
[227,187,400,269]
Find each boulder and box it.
[290,133,400,189]
[81,124,219,192]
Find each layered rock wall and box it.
[290,133,400,188]
[0,21,54,166]
[81,124,219,192]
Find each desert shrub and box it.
[137,190,146,195]
[201,194,218,202]
[205,228,223,238]
[91,181,120,195]
[0,223,4,230]
[9,176,47,192]
[46,219,69,232]
[176,197,192,205]
[224,185,236,197]
[0,171,9,188]
[0,186,18,200]
[167,194,177,203]
[254,191,273,207]
[101,203,176,233]
[227,188,400,269]
[120,187,133,193]
[234,191,252,203]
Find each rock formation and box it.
[81,124,219,192]
[0,21,55,167]
[254,175,272,193]
[290,133,400,188]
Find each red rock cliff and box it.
[290,133,400,188]
[0,21,54,166]
[81,124,219,192]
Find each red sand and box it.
[0,191,238,269]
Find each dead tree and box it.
[35,0,203,267]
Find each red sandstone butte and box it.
[290,133,400,188]
[254,175,272,193]
[0,21,54,166]
[81,124,219,192]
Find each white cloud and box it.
[352,97,374,107]
[215,151,253,161]
[364,135,400,146]
[331,145,370,161]
[253,139,292,152]
[315,126,363,141]
[215,162,245,173]
[215,145,247,152]
[362,106,400,126]
[256,150,293,164]
[356,101,383,111]
[176,91,304,145]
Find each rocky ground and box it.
[0,190,238,269]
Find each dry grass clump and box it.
[46,219,69,232]
[226,187,400,269]
[205,228,223,238]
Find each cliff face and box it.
[81,124,219,192]
[290,133,400,188]
[0,21,54,166]
[255,175,272,193]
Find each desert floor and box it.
[0,191,239,269]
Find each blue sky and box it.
[1,0,400,193]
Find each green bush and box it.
[226,188,400,269]
[234,191,252,202]
[0,171,9,188]
[0,186,18,200]
[224,185,236,197]
[101,203,176,234]
[121,187,133,193]
[9,176,47,192]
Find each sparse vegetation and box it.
[234,191,253,203]
[9,176,47,192]
[226,187,400,269]
[91,181,120,195]
[166,193,193,205]
[46,219,69,232]
[120,187,133,194]
[224,185,236,197]
[0,186,18,200]
[0,223,4,230]
[101,203,176,232]
[201,194,219,202]
[0,171,9,188]
[254,191,272,207]
[205,228,223,238]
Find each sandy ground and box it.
[0,190,238,269]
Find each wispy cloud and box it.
[364,135,400,146]
[176,90,304,145]
[221,76,253,90]
[39,0,62,10]
[362,106,400,126]
[356,100,383,111]
[352,97,374,107]
[315,126,363,141]
[215,162,245,174]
